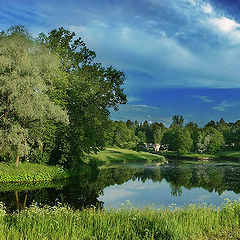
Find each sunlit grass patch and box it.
[220,151,240,159]
[161,151,215,159]
[86,148,166,165]
[0,162,73,183]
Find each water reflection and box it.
[1,161,240,211]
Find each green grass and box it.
[86,148,166,165]
[0,200,240,239]
[183,153,215,158]
[161,150,240,161]
[0,180,68,192]
[161,151,215,159]
[0,162,78,183]
[219,151,240,159]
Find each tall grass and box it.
[0,200,240,239]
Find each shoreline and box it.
[149,151,240,162]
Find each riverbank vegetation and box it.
[160,150,240,160]
[219,151,240,160]
[86,148,165,166]
[0,200,240,240]
[160,151,215,160]
[105,115,240,159]
[0,162,85,183]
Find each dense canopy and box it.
[0,26,127,167]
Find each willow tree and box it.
[0,28,68,166]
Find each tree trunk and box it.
[3,93,10,128]
[15,191,20,213]
[24,139,28,162]
[23,193,28,209]
[16,139,21,167]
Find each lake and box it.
[1,160,240,212]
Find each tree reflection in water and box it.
[1,161,240,212]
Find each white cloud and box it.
[131,104,159,110]
[127,96,141,103]
[194,95,214,103]
[99,187,134,202]
[92,20,109,28]
[201,3,213,14]
[212,101,237,112]
[68,25,88,35]
[68,0,240,88]
[187,0,197,6]
[120,27,131,38]
[209,17,240,32]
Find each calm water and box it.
[1,160,240,212]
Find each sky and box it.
[1,0,240,126]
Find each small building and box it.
[144,143,160,152]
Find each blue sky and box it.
[1,0,240,126]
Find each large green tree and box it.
[39,28,127,166]
[162,128,192,154]
[0,27,68,166]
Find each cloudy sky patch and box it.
[1,0,240,125]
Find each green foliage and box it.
[195,130,210,153]
[39,28,127,167]
[162,128,193,154]
[205,127,225,154]
[0,162,73,183]
[0,26,127,167]
[105,120,166,151]
[0,27,68,166]
[137,130,147,143]
[170,115,184,128]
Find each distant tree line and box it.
[106,115,240,155]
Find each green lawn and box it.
[86,148,166,165]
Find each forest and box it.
[106,115,240,155]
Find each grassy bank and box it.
[160,151,215,160]
[219,151,240,160]
[86,148,166,165]
[160,150,240,161]
[0,162,83,183]
[0,201,240,239]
